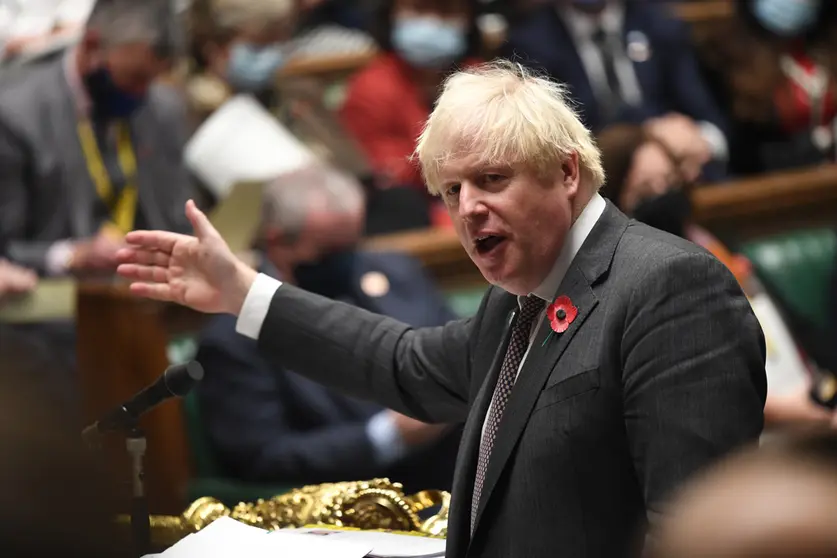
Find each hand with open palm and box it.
[116,200,257,315]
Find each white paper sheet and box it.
[147,517,373,558]
[288,527,446,558]
[184,95,315,200]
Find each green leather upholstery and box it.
[183,392,292,506]
[741,229,837,330]
[445,285,489,318]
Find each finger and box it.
[116,247,160,264]
[186,199,218,240]
[124,230,188,254]
[130,249,171,268]
[117,263,169,284]
[129,282,175,303]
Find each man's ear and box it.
[263,226,292,247]
[560,151,581,193]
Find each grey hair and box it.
[261,165,365,241]
[87,0,181,59]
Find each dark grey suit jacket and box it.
[0,56,193,272]
[254,202,767,558]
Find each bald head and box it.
[654,434,837,558]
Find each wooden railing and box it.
[365,165,837,287]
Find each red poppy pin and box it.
[542,295,578,346]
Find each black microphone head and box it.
[163,361,204,396]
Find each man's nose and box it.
[458,181,488,220]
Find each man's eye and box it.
[484,174,505,184]
[446,184,461,197]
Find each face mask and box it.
[227,42,286,92]
[631,188,692,239]
[83,67,146,119]
[392,16,467,70]
[294,249,357,299]
[751,0,821,36]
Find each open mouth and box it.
[475,235,507,256]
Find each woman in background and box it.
[339,0,484,232]
[186,0,298,122]
[697,0,837,175]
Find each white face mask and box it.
[752,0,822,36]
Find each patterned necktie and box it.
[470,295,546,533]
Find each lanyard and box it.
[76,119,139,235]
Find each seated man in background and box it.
[196,166,460,492]
[501,0,727,183]
[0,0,194,277]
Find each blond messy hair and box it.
[414,60,605,196]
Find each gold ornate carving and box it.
[137,479,449,548]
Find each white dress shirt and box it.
[559,4,728,160]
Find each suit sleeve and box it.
[621,251,766,523]
[256,283,482,425]
[196,333,390,483]
[0,118,52,272]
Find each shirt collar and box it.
[521,192,607,306]
[63,46,92,117]
[560,2,624,40]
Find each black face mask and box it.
[83,67,146,120]
[294,249,358,299]
[631,188,692,239]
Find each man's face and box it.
[265,208,364,273]
[438,153,580,295]
[102,42,168,97]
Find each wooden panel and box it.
[75,284,202,515]
[364,166,837,286]
[673,1,733,23]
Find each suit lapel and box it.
[470,201,629,539]
[49,60,95,237]
[471,265,598,534]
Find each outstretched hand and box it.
[116,200,257,315]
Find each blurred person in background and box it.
[196,165,460,491]
[597,123,837,429]
[501,0,728,183]
[698,0,837,176]
[0,0,195,414]
[0,0,193,278]
[700,0,837,416]
[186,0,298,121]
[339,0,485,233]
[651,430,837,558]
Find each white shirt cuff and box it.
[45,240,75,276]
[234,272,282,340]
[698,121,728,162]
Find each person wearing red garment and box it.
[699,0,837,175]
[339,0,483,232]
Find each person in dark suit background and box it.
[196,165,460,491]
[501,0,728,183]
[118,61,766,558]
[0,0,193,278]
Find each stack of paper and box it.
[287,527,446,558]
[144,517,372,558]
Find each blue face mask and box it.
[392,16,467,70]
[227,42,286,92]
[84,67,146,119]
[752,0,821,36]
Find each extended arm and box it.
[622,252,766,522]
[242,276,482,425]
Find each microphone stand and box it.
[125,422,151,558]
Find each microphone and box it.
[82,361,204,444]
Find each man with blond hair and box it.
[117,61,766,558]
